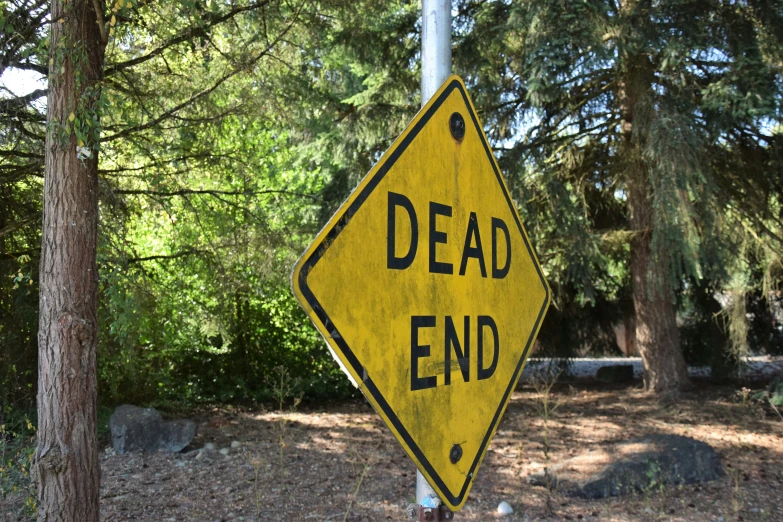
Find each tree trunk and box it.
[623,313,636,356]
[618,29,691,394]
[35,1,104,520]
[627,182,691,393]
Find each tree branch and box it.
[104,0,273,76]
[5,62,48,75]
[102,5,302,142]
[0,88,48,116]
[0,213,40,239]
[98,153,238,174]
[92,0,108,46]
[126,249,203,264]
[112,188,321,202]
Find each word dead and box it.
[386,191,511,278]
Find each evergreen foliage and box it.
[1,0,359,407]
[1,0,782,406]
[283,1,783,383]
[453,0,783,376]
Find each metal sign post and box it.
[291,0,551,517]
[413,1,453,520]
[421,0,452,104]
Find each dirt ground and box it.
[92,380,783,522]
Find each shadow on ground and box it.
[92,382,783,521]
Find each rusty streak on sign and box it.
[292,76,551,511]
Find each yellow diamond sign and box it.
[292,75,550,511]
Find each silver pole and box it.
[416,469,438,505]
[416,0,451,508]
[421,0,452,107]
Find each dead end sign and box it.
[292,75,551,511]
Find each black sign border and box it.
[296,78,550,507]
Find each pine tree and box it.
[1,1,316,518]
[283,0,782,393]
[35,1,104,518]
[455,0,782,393]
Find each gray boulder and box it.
[596,364,635,384]
[110,405,197,454]
[529,434,723,499]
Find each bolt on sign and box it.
[292,75,550,511]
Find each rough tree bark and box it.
[618,2,691,394]
[627,175,691,393]
[34,0,105,520]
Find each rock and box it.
[528,434,724,499]
[231,440,241,449]
[595,365,635,384]
[204,442,216,451]
[109,405,197,454]
[497,501,513,515]
[160,419,197,453]
[219,448,230,456]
